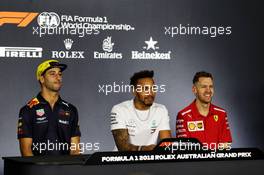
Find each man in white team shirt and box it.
[111,70,171,151]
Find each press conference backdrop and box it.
[0,0,263,173]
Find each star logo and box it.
[143,37,159,50]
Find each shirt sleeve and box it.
[157,106,170,131]
[110,105,127,130]
[175,112,190,138]
[17,106,33,139]
[219,113,232,143]
[70,105,81,137]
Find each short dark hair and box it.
[130,70,154,87]
[193,71,213,84]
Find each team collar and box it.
[130,99,157,110]
[191,99,214,117]
[37,92,63,105]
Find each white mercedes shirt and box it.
[110,100,170,151]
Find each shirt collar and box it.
[191,99,213,117]
[130,99,157,111]
[37,92,63,105]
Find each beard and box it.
[142,96,155,106]
[45,81,62,92]
[197,93,212,104]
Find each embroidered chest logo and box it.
[196,121,204,131]
[187,121,204,132]
[213,115,219,122]
[36,109,45,117]
[188,122,196,131]
[59,109,70,117]
[150,120,157,134]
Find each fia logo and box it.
[37,12,60,28]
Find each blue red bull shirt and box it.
[17,93,81,155]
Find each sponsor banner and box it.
[32,12,135,37]
[51,38,85,59]
[85,148,264,165]
[0,11,38,27]
[0,47,42,58]
[94,36,123,59]
[131,37,172,60]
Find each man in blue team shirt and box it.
[17,59,81,156]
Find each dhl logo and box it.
[0,11,38,27]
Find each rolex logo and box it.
[64,38,73,50]
[52,38,85,59]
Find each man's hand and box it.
[141,144,156,151]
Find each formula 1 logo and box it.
[0,11,38,27]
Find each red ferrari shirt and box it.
[176,100,232,145]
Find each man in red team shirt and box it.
[176,71,232,149]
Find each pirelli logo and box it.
[0,11,38,27]
[0,47,42,58]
